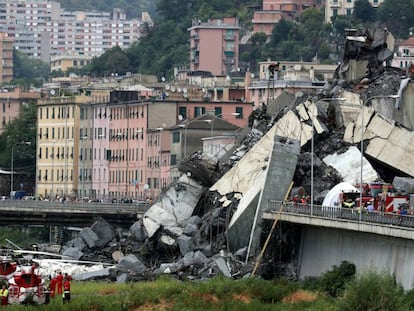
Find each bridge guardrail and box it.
[268,200,414,229]
[0,200,149,213]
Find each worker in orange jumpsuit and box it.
[56,271,64,295]
[49,275,57,298]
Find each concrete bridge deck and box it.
[0,200,146,226]
[263,200,414,240]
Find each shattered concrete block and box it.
[129,221,148,242]
[64,237,87,252]
[61,247,84,261]
[79,227,99,249]
[183,223,198,237]
[116,273,128,283]
[156,263,181,274]
[90,217,117,249]
[214,257,231,277]
[185,215,202,226]
[159,235,176,247]
[72,267,112,281]
[182,251,208,268]
[177,235,195,256]
[116,254,146,274]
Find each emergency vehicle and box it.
[7,265,48,305]
[341,182,411,213]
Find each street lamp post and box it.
[358,95,399,221]
[11,141,31,199]
[184,119,212,158]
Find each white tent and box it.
[322,182,359,207]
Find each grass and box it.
[2,276,337,311]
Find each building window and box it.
[194,106,205,117]
[235,107,243,118]
[214,107,222,117]
[172,131,180,143]
[179,106,187,119]
[346,9,352,15]
[170,154,177,166]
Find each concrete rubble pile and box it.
[55,27,414,282]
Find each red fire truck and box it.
[341,182,410,213]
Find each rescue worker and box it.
[343,198,355,209]
[0,284,8,305]
[56,271,63,295]
[49,274,57,297]
[62,275,71,303]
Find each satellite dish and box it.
[183,88,188,94]
[171,86,176,92]
[226,75,231,81]
[183,93,188,98]
[177,87,182,93]
[251,73,255,78]
[161,77,166,82]
[178,114,183,121]
[50,89,56,96]
[144,184,149,190]
[202,88,206,93]
[165,84,170,90]
[165,92,169,97]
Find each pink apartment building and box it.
[188,18,241,76]
[0,87,40,133]
[253,0,315,35]
[96,96,250,201]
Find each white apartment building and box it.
[325,0,384,23]
[0,0,142,62]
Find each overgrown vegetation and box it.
[1,266,413,310]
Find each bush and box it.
[318,261,356,297]
[338,270,407,311]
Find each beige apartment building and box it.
[325,0,384,23]
[36,95,91,199]
[50,54,92,73]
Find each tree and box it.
[378,0,414,39]
[269,19,294,47]
[353,0,377,23]
[12,50,50,87]
[339,270,406,311]
[0,103,36,175]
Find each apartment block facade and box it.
[36,89,249,201]
[188,18,241,76]
[0,32,13,83]
[253,0,315,35]
[0,0,142,62]
[325,0,384,23]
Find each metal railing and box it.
[268,200,414,229]
[0,199,149,213]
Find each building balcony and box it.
[192,58,199,64]
[224,35,235,41]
